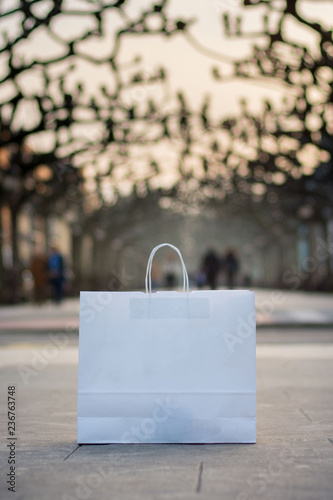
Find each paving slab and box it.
[0,328,333,500]
[1,289,333,332]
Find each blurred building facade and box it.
[1,191,333,302]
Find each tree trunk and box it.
[10,206,21,303]
[0,208,5,302]
[72,232,82,293]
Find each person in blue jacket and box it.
[48,246,65,303]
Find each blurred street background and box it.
[0,0,333,302]
[1,0,333,498]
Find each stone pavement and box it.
[1,288,333,332]
[0,290,333,500]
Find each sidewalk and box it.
[0,327,332,499]
[0,290,333,499]
[0,298,80,332]
[1,289,333,332]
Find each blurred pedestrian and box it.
[30,251,48,304]
[223,248,239,290]
[48,246,65,303]
[202,249,220,290]
[196,271,206,289]
[163,251,179,289]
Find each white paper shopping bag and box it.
[77,243,256,444]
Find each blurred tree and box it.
[207,0,333,213]
[1,0,332,296]
[0,0,192,300]
[147,0,332,288]
[0,124,82,301]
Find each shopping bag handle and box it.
[145,243,189,294]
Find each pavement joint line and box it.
[256,323,333,329]
[63,444,82,461]
[195,461,204,494]
[328,438,333,447]
[299,408,312,422]
[2,324,333,334]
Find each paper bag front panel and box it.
[77,290,256,443]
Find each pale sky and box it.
[1,0,332,200]
[2,0,332,115]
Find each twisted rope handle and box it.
[145,243,189,294]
